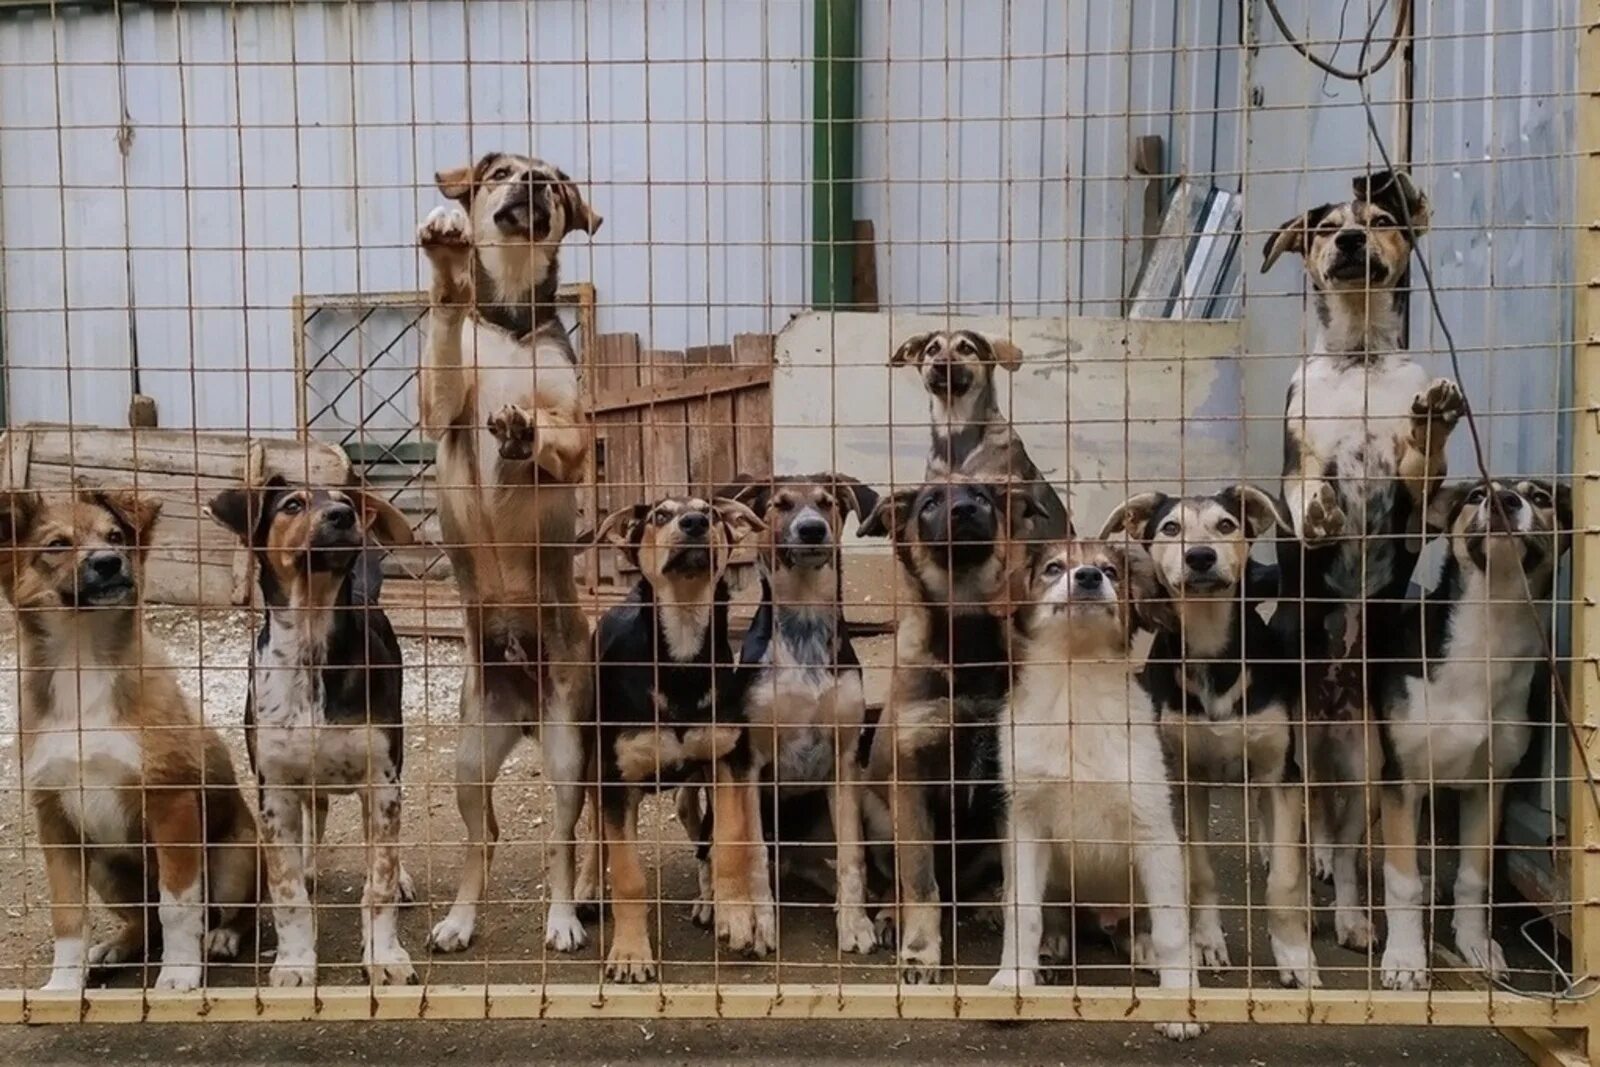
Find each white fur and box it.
[1380,861,1429,990]
[24,668,142,845]
[42,936,85,991]
[657,597,712,662]
[155,879,204,991]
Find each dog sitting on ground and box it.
[207,476,418,986]
[1100,485,1318,987]
[4,487,258,991]
[989,536,1203,1041]
[857,475,1041,982]
[1262,169,1465,948]
[416,150,601,955]
[1375,478,1569,990]
[590,494,769,980]
[892,329,1073,540]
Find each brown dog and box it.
[4,488,258,991]
[417,151,602,954]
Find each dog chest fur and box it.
[23,667,143,844]
[742,602,864,784]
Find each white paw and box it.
[40,971,83,992]
[1271,936,1321,989]
[204,927,242,961]
[1457,934,1508,980]
[1192,920,1231,972]
[1157,1022,1207,1042]
[418,205,471,251]
[269,957,317,988]
[1381,941,1431,991]
[837,910,878,955]
[155,964,202,992]
[363,942,417,986]
[1335,909,1375,951]
[988,966,1037,990]
[717,902,772,958]
[544,906,588,953]
[397,867,418,905]
[429,909,476,953]
[1312,846,1335,884]
[1130,932,1157,973]
[87,938,138,967]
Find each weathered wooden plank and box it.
[731,333,775,480]
[643,349,690,500]
[18,424,347,484]
[588,364,772,414]
[686,345,737,491]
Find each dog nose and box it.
[326,504,357,530]
[1185,546,1218,572]
[679,512,710,537]
[1074,567,1103,591]
[1335,229,1366,253]
[950,500,978,521]
[794,518,829,545]
[1497,491,1523,513]
[87,551,125,580]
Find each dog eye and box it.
[1159,520,1180,537]
[956,340,974,354]
[1216,518,1237,535]
[774,497,794,512]
[490,166,512,181]
[1531,490,1551,508]
[920,497,939,514]
[1370,212,1396,227]
[652,509,672,526]
[280,498,303,515]
[105,529,125,545]
[1467,487,1488,503]
[1100,564,1119,581]
[1041,560,1065,580]
[45,537,71,551]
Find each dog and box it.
[891,329,1073,540]
[3,487,258,991]
[589,494,769,980]
[695,472,883,955]
[857,475,1040,982]
[1263,169,1465,947]
[416,151,601,954]
[989,536,1203,1041]
[207,476,418,986]
[1375,478,1570,990]
[1100,485,1318,987]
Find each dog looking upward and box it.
[417,151,601,955]
[4,488,258,992]
[1263,170,1465,948]
[891,329,1073,540]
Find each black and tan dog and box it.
[1375,479,1569,990]
[590,494,768,980]
[1263,169,1465,948]
[1100,485,1318,987]
[417,151,601,954]
[4,488,258,991]
[207,476,417,986]
[857,475,1040,982]
[891,329,1072,540]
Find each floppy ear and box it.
[715,474,771,516]
[1219,484,1291,541]
[856,486,918,539]
[1097,492,1166,542]
[89,488,163,545]
[1554,482,1574,537]
[1262,204,1335,273]
[553,168,603,235]
[890,332,934,368]
[1117,541,1169,636]
[1002,483,1047,543]
[0,489,42,550]
[831,474,881,522]
[988,336,1024,372]
[712,498,767,544]
[204,488,259,543]
[1353,169,1430,237]
[1424,482,1474,533]
[595,503,651,550]
[435,163,477,204]
[348,489,415,548]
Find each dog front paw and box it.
[363,941,418,986]
[1302,484,1346,545]
[716,901,772,958]
[269,957,317,988]
[898,933,942,984]
[418,205,471,262]
[1457,933,1508,981]
[1335,908,1375,951]
[487,404,537,461]
[155,964,203,992]
[1411,377,1465,432]
[204,927,242,961]
[1381,940,1431,991]
[604,937,658,983]
[837,909,878,955]
[1157,1021,1208,1042]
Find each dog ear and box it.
[552,167,603,235]
[830,474,881,522]
[1218,484,1290,541]
[1001,482,1047,542]
[890,332,934,368]
[1262,204,1335,273]
[347,489,415,548]
[1115,540,1168,636]
[435,163,478,204]
[856,486,918,540]
[595,503,651,549]
[1353,169,1430,237]
[715,474,771,516]
[1096,492,1166,542]
[988,336,1024,372]
[89,488,163,546]
[1554,482,1574,538]
[0,489,42,550]
[712,497,767,544]
[1423,482,1474,533]
[204,487,259,543]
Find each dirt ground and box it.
[0,608,1542,1061]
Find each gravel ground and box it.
[0,607,1539,1061]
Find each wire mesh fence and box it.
[0,0,1595,1054]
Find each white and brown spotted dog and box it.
[1263,170,1465,949]
[891,329,1073,540]
[3,488,258,991]
[417,151,601,955]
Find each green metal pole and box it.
[812,0,858,309]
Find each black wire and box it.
[1263,0,1411,81]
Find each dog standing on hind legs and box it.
[417,150,601,955]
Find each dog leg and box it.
[1452,783,1508,980]
[575,785,604,912]
[417,206,473,435]
[542,718,591,952]
[148,789,207,992]
[892,780,942,983]
[1308,787,1335,885]
[989,818,1047,989]
[602,792,656,982]
[37,817,88,991]
[431,716,522,952]
[260,787,316,987]
[83,857,146,971]
[1183,784,1229,971]
[1380,784,1429,990]
[1132,788,1204,1042]
[1399,378,1465,494]
[674,781,714,927]
[302,794,329,892]
[202,826,257,962]
[360,779,416,986]
[830,751,877,954]
[743,767,778,955]
[1332,783,1375,951]
[712,762,769,957]
[1265,786,1319,988]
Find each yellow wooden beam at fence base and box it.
[0,983,1595,1030]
